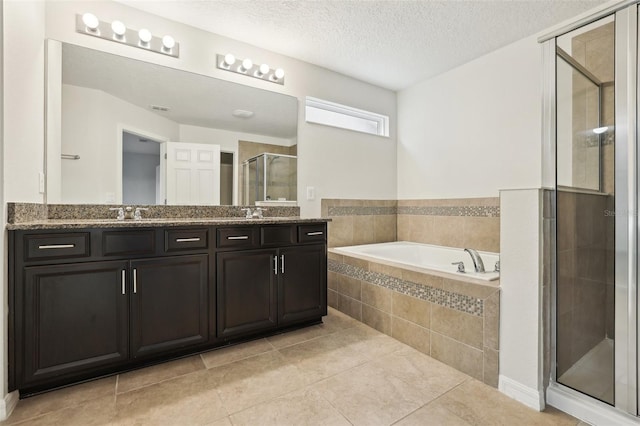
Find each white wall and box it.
[43,0,397,216]
[499,189,545,410]
[4,0,45,203]
[397,35,542,199]
[62,84,179,203]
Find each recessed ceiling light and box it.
[232,109,254,118]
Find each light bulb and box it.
[274,68,285,80]
[82,13,99,31]
[162,35,175,49]
[111,20,126,37]
[138,28,152,44]
[224,54,236,66]
[259,63,270,75]
[241,58,253,72]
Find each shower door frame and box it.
[541,1,640,421]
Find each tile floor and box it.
[3,308,581,426]
[558,338,614,405]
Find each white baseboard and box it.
[0,391,19,421]
[499,375,545,411]
[547,383,640,426]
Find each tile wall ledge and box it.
[7,202,301,224]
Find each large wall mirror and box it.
[45,41,298,206]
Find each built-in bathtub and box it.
[332,241,499,282]
[328,241,501,387]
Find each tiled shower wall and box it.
[556,189,614,376]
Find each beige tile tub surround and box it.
[322,197,500,252]
[328,251,500,388]
[2,308,576,426]
[397,198,500,253]
[321,199,397,247]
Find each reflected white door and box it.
[161,142,220,205]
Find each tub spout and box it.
[464,248,485,273]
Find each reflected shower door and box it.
[555,15,615,405]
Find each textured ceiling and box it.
[118,0,608,91]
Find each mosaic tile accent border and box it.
[328,259,483,316]
[397,205,500,218]
[327,206,397,216]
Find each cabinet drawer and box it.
[103,230,156,256]
[165,229,208,252]
[24,233,90,261]
[261,225,294,246]
[298,225,327,243]
[216,227,258,249]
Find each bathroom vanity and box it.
[7,216,328,395]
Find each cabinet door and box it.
[217,249,277,338]
[278,245,327,325]
[130,255,209,358]
[23,261,129,385]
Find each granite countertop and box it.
[7,217,330,231]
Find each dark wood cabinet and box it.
[130,255,209,358]
[216,249,277,338]
[278,245,327,325]
[9,221,327,395]
[22,261,129,386]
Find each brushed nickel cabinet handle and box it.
[175,237,201,242]
[227,236,249,240]
[274,256,278,275]
[121,270,126,295]
[306,232,323,236]
[133,269,137,294]
[281,254,285,274]
[38,244,75,249]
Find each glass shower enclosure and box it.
[555,15,615,406]
[546,3,640,420]
[242,153,297,205]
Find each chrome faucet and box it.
[464,248,485,273]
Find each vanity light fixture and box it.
[82,13,100,32]
[216,53,285,85]
[75,14,179,58]
[111,20,126,40]
[138,29,152,46]
[162,35,176,51]
[222,54,236,68]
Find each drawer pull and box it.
[306,232,323,236]
[175,237,201,242]
[38,244,75,250]
[121,270,126,295]
[227,236,249,240]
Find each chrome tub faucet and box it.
[464,248,485,273]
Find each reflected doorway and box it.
[122,131,161,205]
